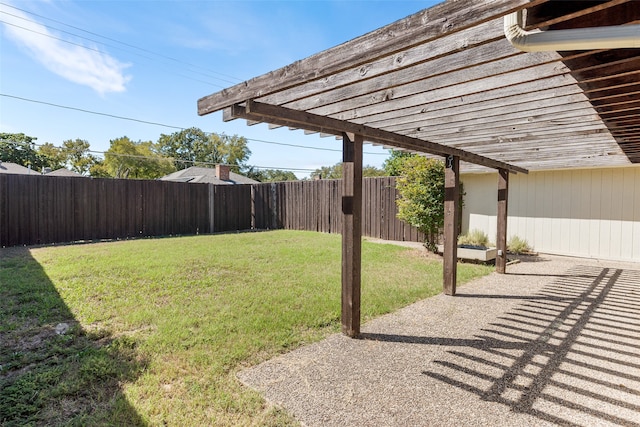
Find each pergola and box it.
[198,0,640,337]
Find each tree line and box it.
[1,128,394,182]
[0,129,298,182]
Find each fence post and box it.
[251,185,256,230]
[209,184,215,233]
[270,183,278,229]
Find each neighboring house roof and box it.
[159,166,258,185]
[45,168,85,178]
[0,162,40,175]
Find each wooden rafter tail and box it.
[239,100,528,174]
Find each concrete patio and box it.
[239,254,640,426]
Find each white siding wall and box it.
[461,166,640,262]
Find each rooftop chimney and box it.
[216,164,230,181]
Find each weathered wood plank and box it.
[347,74,581,125]
[309,61,572,119]
[276,39,523,111]
[260,20,507,107]
[371,91,590,132]
[403,103,601,137]
[421,121,608,144]
[289,49,570,116]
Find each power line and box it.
[1,139,319,172]
[1,93,390,155]
[0,2,243,84]
[0,19,228,88]
[1,93,184,130]
[1,139,318,172]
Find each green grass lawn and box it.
[0,230,493,426]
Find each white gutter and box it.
[504,10,640,52]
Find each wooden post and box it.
[443,155,460,296]
[342,132,363,338]
[496,168,509,274]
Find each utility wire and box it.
[1,94,389,155]
[0,19,228,88]
[0,2,242,84]
[0,5,389,158]
[1,139,318,172]
[1,94,184,130]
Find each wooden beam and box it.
[233,100,527,174]
[496,169,509,274]
[341,133,363,338]
[198,0,546,116]
[443,155,460,296]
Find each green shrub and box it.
[458,229,490,248]
[395,156,445,251]
[508,235,532,254]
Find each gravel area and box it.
[239,253,640,426]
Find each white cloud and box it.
[0,3,131,94]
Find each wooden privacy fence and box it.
[0,174,424,247]
[252,178,424,242]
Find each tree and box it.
[61,139,98,175]
[383,149,416,176]
[310,163,342,180]
[37,143,66,170]
[89,160,111,178]
[309,162,386,180]
[103,137,175,179]
[157,127,250,171]
[395,156,445,251]
[245,168,298,182]
[0,133,43,169]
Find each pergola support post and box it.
[443,155,460,296]
[341,132,363,338]
[496,168,509,274]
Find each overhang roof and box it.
[198,0,640,173]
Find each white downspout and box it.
[504,10,640,52]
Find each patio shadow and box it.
[417,264,640,426]
[0,247,147,426]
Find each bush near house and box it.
[458,229,492,248]
[508,235,533,254]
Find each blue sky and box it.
[1,0,438,177]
